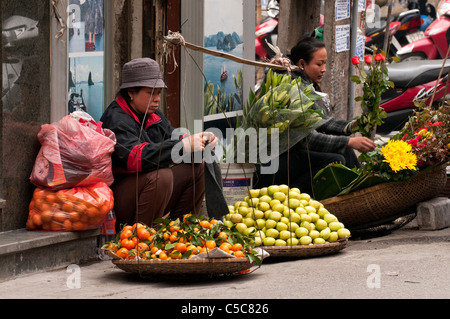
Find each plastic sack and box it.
[26,182,114,232]
[235,70,329,163]
[30,113,116,190]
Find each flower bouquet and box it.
[350,51,394,138]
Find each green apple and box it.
[337,228,351,239]
[299,236,312,245]
[258,202,270,212]
[323,213,338,224]
[309,229,320,240]
[244,226,256,236]
[260,187,268,196]
[275,239,287,246]
[259,195,272,203]
[300,221,311,231]
[238,206,249,216]
[328,221,342,231]
[289,212,301,223]
[295,206,307,215]
[248,197,259,207]
[328,231,338,243]
[319,228,331,240]
[287,222,299,232]
[300,213,312,223]
[272,203,285,213]
[288,190,301,200]
[308,212,319,223]
[279,184,289,194]
[315,219,328,231]
[223,220,234,229]
[309,200,322,210]
[249,189,260,198]
[295,227,309,238]
[304,205,316,214]
[235,222,247,234]
[279,230,293,240]
[263,237,276,246]
[265,219,277,229]
[273,191,286,202]
[243,218,255,227]
[313,237,326,244]
[286,237,299,246]
[317,207,330,217]
[299,193,311,201]
[230,213,243,223]
[267,185,280,196]
[288,198,301,209]
[276,222,288,232]
[256,219,266,229]
[265,228,279,239]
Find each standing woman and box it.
[101,58,217,230]
[254,36,376,195]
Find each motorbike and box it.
[366,9,427,58]
[396,0,450,61]
[255,0,279,61]
[377,58,450,134]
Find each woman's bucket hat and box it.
[120,58,167,89]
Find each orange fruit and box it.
[62,219,73,231]
[137,242,149,252]
[205,240,216,250]
[72,221,85,231]
[53,211,67,223]
[158,251,168,259]
[120,238,135,250]
[106,243,118,252]
[170,250,182,259]
[231,243,243,252]
[120,229,133,240]
[174,242,187,254]
[40,210,54,224]
[137,227,151,240]
[61,201,74,212]
[45,193,58,204]
[116,248,129,259]
[132,223,144,231]
[169,233,178,243]
[126,249,137,260]
[85,205,99,219]
[169,224,180,232]
[150,246,159,254]
[186,245,199,255]
[199,220,210,229]
[234,250,245,258]
[219,242,232,253]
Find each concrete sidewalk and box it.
[0,225,449,300]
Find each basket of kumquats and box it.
[102,214,264,276]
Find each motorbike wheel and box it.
[399,52,427,62]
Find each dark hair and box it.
[116,87,143,104]
[289,36,325,65]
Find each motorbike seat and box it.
[385,60,450,88]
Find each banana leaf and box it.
[312,163,359,200]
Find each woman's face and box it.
[299,47,327,84]
[129,87,162,114]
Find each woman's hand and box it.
[348,136,377,153]
[182,132,217,153]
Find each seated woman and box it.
[100,58,217,230]
[254,36,376,196]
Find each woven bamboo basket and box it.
[321,164,448,230]
[104,250,255,276]
[261,238,348,258]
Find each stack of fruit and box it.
[103,214,261,266]
[222,185,351,247]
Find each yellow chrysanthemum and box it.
[380,140,417,172]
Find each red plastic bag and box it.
[26,182,114,232]
[30,114,116,190]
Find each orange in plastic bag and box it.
[26,182,114,232]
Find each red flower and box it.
[364,55,373,64]
[351,56,360,65]
[374,53,386,61]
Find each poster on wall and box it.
[203,0,244,120]
[67,0,104,122]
